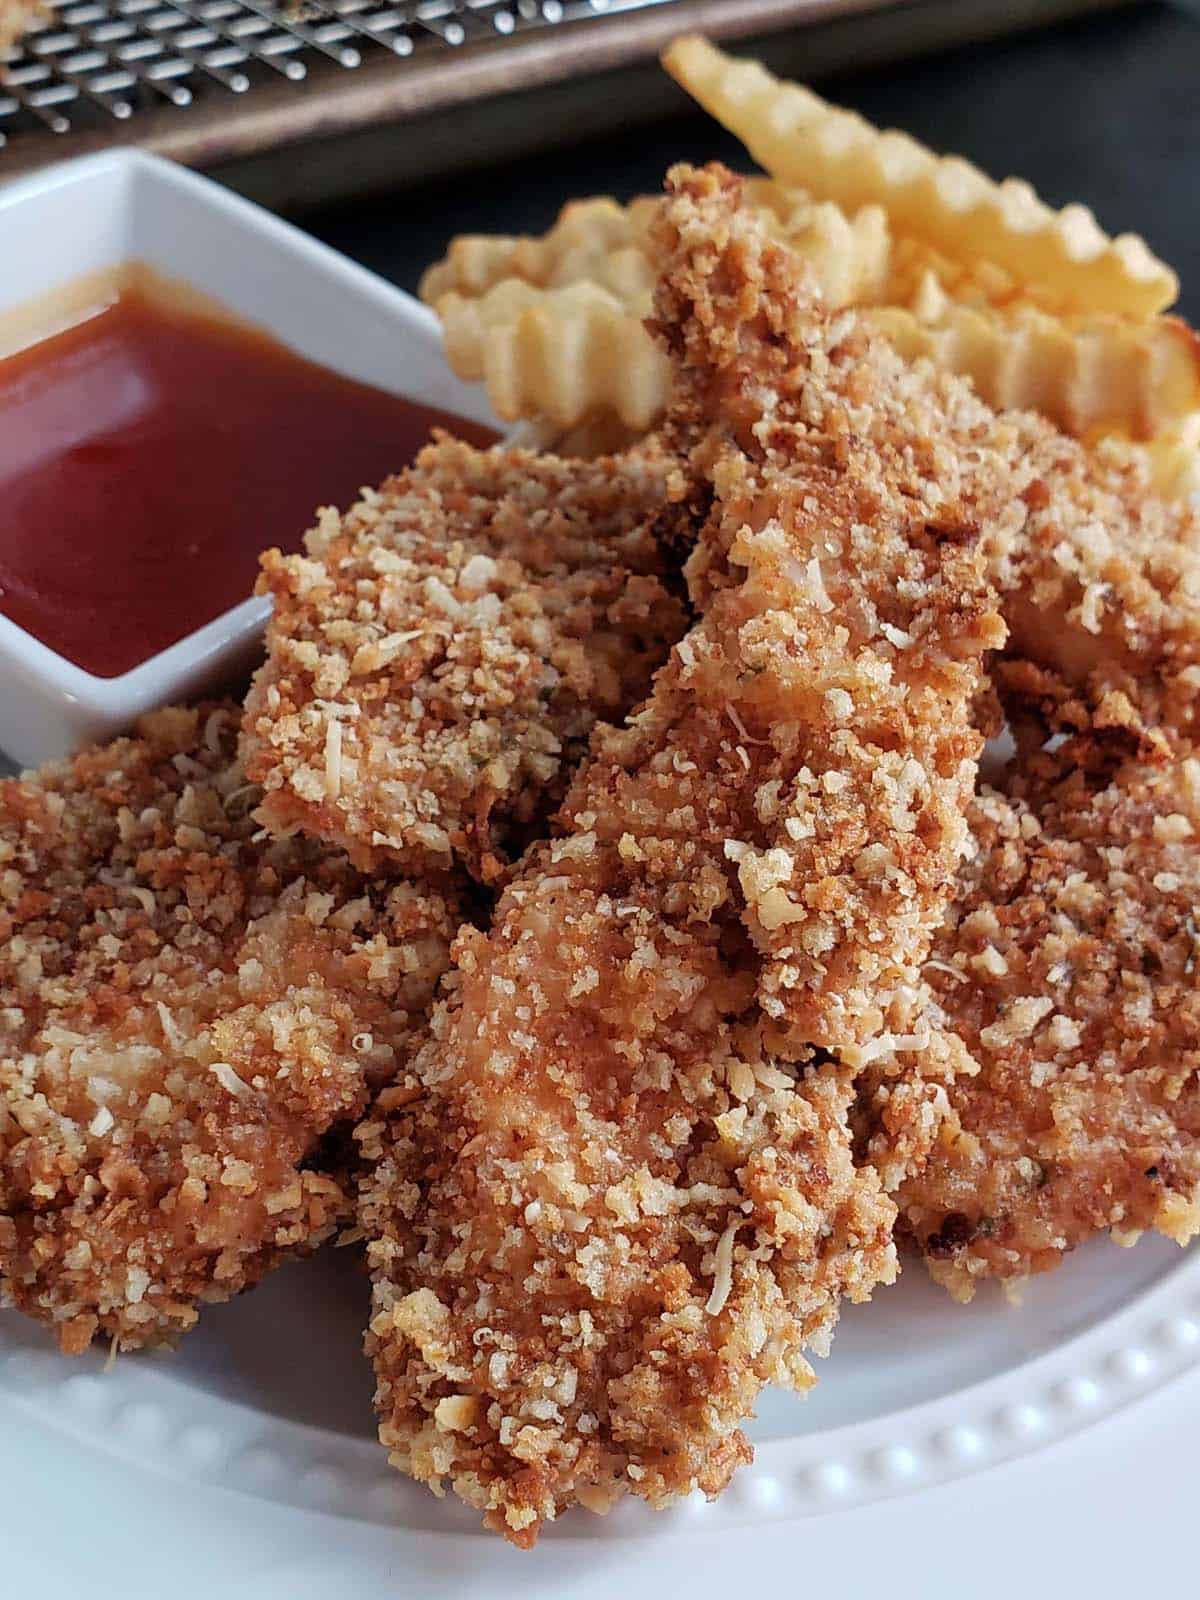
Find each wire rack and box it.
[0,0,1123,195]
[0,0,686,153]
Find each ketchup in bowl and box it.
[0,263,496,679]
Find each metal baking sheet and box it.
[0,0,1135,209]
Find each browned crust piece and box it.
[653,165,1200,1200]
[242,435,688,885]
[646,164,1005,1055]
[0,704,463,1353]
[897,722,1200,1298]
[360,944,897,1547]
[357,165,1020,1547]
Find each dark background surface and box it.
[303,0,1199,321]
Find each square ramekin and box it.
[0,149,498,770]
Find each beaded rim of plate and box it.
[1,1242,1197,1539]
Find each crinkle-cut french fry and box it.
[419,198,656,303]
[423,180,890,314]
[440,271,1200,488]
[437,262,1200,485]
[423,147,1197,494]
[661,34,1177,319]
[437,280,673,429]
[1137,417,1200,504]
[748,183,892,308]
[867,295,1200,442]
[884,235,1065,315]
[426,183,891,428]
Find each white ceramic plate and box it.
[3,1226,1199,1556]
[3,152,1199,1600]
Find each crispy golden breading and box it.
[243,435,687,884]
[968,434,1200,752]
[0,705,462,1353]
[649,164,1004,1050]
[356,165,1016,1547]
[895,735,1200,1297]
[360,915,897,1547]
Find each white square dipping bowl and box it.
[0,149,498,770]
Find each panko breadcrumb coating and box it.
[898,722,1200,1297]
[358,165,1011,1547]
[968,426,1200,754]
[649,164,1004,1052]
[0,705,462,1353]
[243,435,687,884]
[653,163,1200,1194]
[360,917,897,1547]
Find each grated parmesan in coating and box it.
[0,703,463,1355]
[895,718,1200,1297]
[242,436,687,884]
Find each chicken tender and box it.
[359,903,897,1546]
[648,163,1005,1050]
[898,731,1200,1297]
[243,435,687,884]
[0,704,462,1353]
[358,165,1009,1546]
[966,431,1200,755]
[654,163,1200,1199]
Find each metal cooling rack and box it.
[0,0,1129,199]
[0,0,663,147]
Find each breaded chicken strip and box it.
[243,435,686,884]
[657,189,1200,755]
[974,435,1200,752]
[647,164,1005,1051]
[359,915,897,1546]
[899,727,1200,1297]
[0,705,462,1354]
[358,167,1006,1546]
[655,163,1200,1194]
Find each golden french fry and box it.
[868,298,1200,442]
[662,35,1177,320]
[419,198,656,303]
[437,280,672,429]
[423,181,892,428]
[428,213,1199,485]
[423,180,889,313]
[885,239,1039,316]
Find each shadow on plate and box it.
[171,1243,377,1438]
[164,1224,1190,1443]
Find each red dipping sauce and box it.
[0,264,497,678]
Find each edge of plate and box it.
[2,1244,1197,1540]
